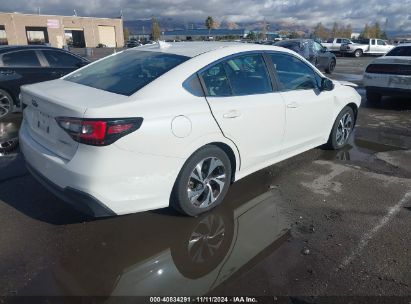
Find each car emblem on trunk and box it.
[32,99,38,107]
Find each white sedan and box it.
[364,43,411,103]
[19,42,361,217]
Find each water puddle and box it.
[322,135,403,162]
[18,186,292,296]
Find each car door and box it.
[0,49,50,103]
[376,39,388,54]
[200,53,286,171]
[39,49,88,79]
[267,52,334,155]
[312,41,329,69]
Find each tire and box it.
[354,49,363,58]
[325,59,336,74]
[366,90,382,104]
[327,106,355,150]
[0,89,14,120]
[171,145,232,216]
[0,138,18,154]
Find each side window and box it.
[223,54,272,95]
[269,53,319,91]
[313,42,323,52]
[200,63,231,97]
[2,50,41,67]
[42,50,82,68]
[377,40,386,46]
[371,40,376,45]
[342,39,349,44]
[336,39,342,43]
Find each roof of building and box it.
[128,41,293,58]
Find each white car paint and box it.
[364,44,411,92]
[19,42,361,215]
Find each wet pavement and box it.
[0,57,410,299]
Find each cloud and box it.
[0,0,410,32]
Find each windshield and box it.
[65,50,189,96]
[386,46,411,57]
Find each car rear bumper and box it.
[20,118,185,216]
[26,163,116,217]
[364,73,411,94]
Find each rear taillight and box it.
[56,117,143,146]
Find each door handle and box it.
[287,102,299,109]
[223,110,241,119]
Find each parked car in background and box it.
[0,45,90,120]
[274,39,337,74]
[20,42,360,217]
[322,38,354,52]
[363,43,411,103]
[340,38,394,57]
[125,40,142,48]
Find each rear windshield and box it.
[65,50,189,96]
[386,46,411,57]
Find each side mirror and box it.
[321,78,334,91]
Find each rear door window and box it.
[200,63,232,97]
[2,50,41,67]
[65,50,189,96]
[42,50,82,68]
[223,54,272,95]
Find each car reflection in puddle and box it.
[0,113,21,154]
[46,189,290,296]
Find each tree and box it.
[260,20,268,40]
[151,16,161,41]
[331,22,339,37]
[313,22,329,40]
[246,31,257,41]
[123,27,130,41]
[205,16,214,35]
[289,31,301,39]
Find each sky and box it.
[0,0,410,33]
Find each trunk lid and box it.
[21,79,128,160]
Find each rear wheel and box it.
[0,89,14,119]
[171,145,232,216]
[327,107,355,150]
[325,59,336,74]
[366,90,382,105]
[354,49,363,58]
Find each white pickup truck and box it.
[340,38,394,57]
[322,38,354,52]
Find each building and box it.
[163,28,280,41]
[0,12,124,48]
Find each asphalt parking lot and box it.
[0,55,410,299]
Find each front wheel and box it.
[0,138,18,154]
[327,107,355,150]
[171,145,232,216]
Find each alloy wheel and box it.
[336,113,353,146]
[0,92,12,119]
[187,157,226,208]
